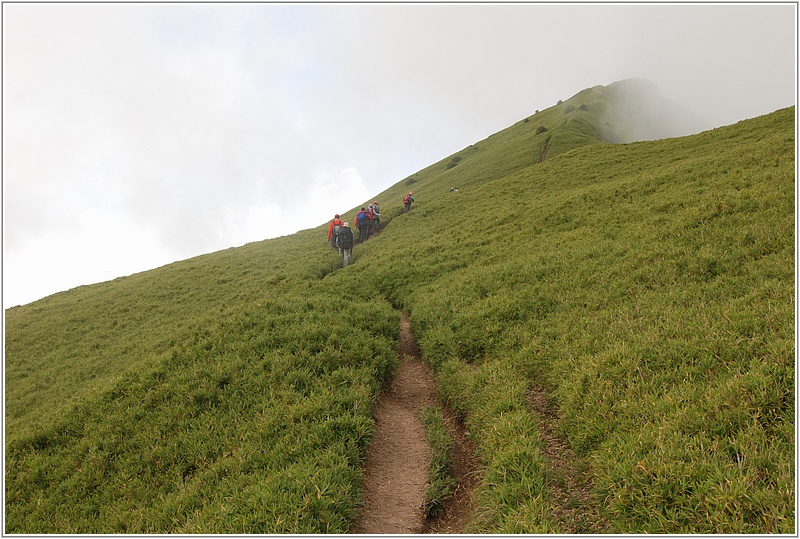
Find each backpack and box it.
[337,227,354,249]
[403,194,411,204]
[333,220,341,236]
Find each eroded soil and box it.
[353,315,479,534]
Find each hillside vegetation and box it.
[5,80,794,533]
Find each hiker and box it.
[336,222,354,267]
[327,214,344,250]
[355,207,370,243]
[366,204,377,236]
[403,191,415,213]
[371,201,381,233]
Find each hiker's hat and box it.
[343,222,349,227]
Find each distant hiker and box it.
[336,222,354,267]
[356,207,370,243]
[372,201,381,230]
[403,191,415,213]
[367,204,378,236]
[327,214,343,250]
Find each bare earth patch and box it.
[353,315,479,534]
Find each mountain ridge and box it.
[343,78,710,222]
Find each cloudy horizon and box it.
[3,3,796,308]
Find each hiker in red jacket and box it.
[327,214,343,250]
[403,191,415,213]
[366,205,377,237]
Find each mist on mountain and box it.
[600,78,712,143]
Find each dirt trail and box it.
[353,314,479,534]
[353,315,598,533]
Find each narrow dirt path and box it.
[353,314,479,534]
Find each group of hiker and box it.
[326,192,415,267]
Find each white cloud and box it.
[4,206,176,307]
[286,167,373,233]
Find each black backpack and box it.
[337,227,354,249]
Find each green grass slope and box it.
[5,230,346,437]
[7,264,400,533]
[354,106,795,533]
[5,83,794,533]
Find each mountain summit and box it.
[600,78,711,142]
[379,79,712,198]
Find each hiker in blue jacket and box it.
[355,207,370,243]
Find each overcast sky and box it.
[3,3,796,308]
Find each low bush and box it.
[446,156,463,169]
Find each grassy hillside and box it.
[5,230,346,437]
[5,81,794,532]
[358,106,794,533]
